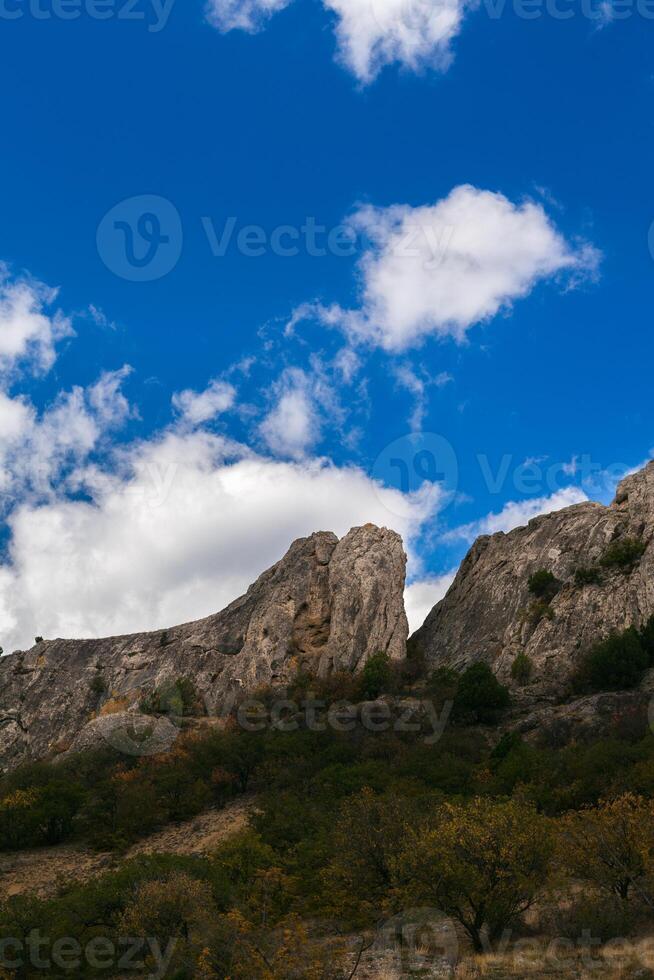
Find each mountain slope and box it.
[0,524,407,771]
[415,462,654,696]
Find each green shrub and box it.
[640,614,654,665]
[355,651,394,700]
[140,676,202,717]
[600,537,646,570]
[34,636,43,644]
[573,627,649,693]
[89,673,107,697]
[545,890,640,943]
[490,731,523,763]
[287,669,358,705]
[527,599,555,627]
[425,666,460,702]
[528,570,560,601]
[452,663,510,725]
[511,652,533,685]
[575,566,603,586]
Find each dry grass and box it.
[0,796,256,900]
[453,937,654,979]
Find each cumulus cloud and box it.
[310,185,600,351]
[404,570,456,633]
[258,368,324,459]
[0,431,438,652]
[206,0,469,83]
[0,270,133,503]
[324,0,465,83]
[172,379,237,426]
[0,265,73,378]
[444,486,589,544]
[0,266,444,652]
[0,367,133,504]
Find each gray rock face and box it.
[414,462,654,696]
[0,524,408,771]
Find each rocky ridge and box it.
[3,461,654,773]
[415,461,654,697]
[0,524,408,771]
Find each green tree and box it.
[452,663,510,724]
[355,651,394,700]
[322,787,408,925]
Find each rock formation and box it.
[414,462,654,697]
[0,524,408,771]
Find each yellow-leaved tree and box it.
[394,796,553,952]
[558,793,654,904]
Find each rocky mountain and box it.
[3,462,654,773]
[0,524,408,771]
[415,461,654,698]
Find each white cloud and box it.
[87,366,134,428]
[333,346,361,384]
[404,570,455,633]
[392,363,453,432]
[0,266,444,651]
[259,369,322,458]
[0,431,437,652]
[444,486,589,543]
[324,0,465,83]
[595,0,615,28]
[0,266,73,377]
[312,185,600,351]
[172,379,237,425]
[0,368,133,504]
[206,0,468,83]
[205,0,291,32]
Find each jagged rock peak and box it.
[414,460,654,696]
[0,524,408,771]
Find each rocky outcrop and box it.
[414,462,654,697]
[0,524,408,771]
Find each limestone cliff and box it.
[414,462,654,697]
[0,524,408,771]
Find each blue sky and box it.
[0,0,652,649]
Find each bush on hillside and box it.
[511,652,533,685]
[573,627,649,693]
[575,566,603,587]
[355,651,394,701]
[528,570,561,602]
[527,600,555,627]
[140,676,201,717]
[89,673,107,697]
[640,614,654,664]
[600,537,646,570]
[452,663,510,725]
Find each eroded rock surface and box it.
[0,524,408,770]
[414,462,654,696]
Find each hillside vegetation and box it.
[2,650,654,977]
